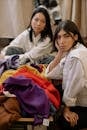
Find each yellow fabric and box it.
[0,69,16,84]
[0,64,50,85]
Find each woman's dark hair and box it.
[54,20,85,46]
[28,6,53,42]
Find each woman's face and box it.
[55,29,78,52]
[31,12,46,36]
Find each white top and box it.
[46,43,87,107]
[1,28,53,63]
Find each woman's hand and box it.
[63,106,79,127]
[55,42,67,58]
[48,42,66,72]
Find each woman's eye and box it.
[34,18,39,22]
[64,34,70,38]
[42,20,46,24]
[34,18,45,24]
[57,33,71,40]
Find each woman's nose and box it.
[59,37,65,44]
[37,21,41,25]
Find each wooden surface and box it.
[17,116,53,122]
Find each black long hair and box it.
[54,20,85,47]
[28,6,53,42]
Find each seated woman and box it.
[45,20,87,130]
[1,6,55,65]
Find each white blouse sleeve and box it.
[63,58,85,106]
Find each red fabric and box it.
[0,85,4,94]
[13,67,60,109]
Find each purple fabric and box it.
[3,76,50,125]
[0,55,19,75]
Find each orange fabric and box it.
[17,64,47,79]
[13,66,60,109]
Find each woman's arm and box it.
[63,58,85,106]
[48,50,64,72]
[62,58,85,126]
[45,53,66,79]
[45,42,67,79]
[19,37,53,63]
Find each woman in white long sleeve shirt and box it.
[1,6,54,64]
[45,20,87,130]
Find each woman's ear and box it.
[74,34,78,41]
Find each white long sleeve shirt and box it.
[1,28,53,62]
[46,43,87,107]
